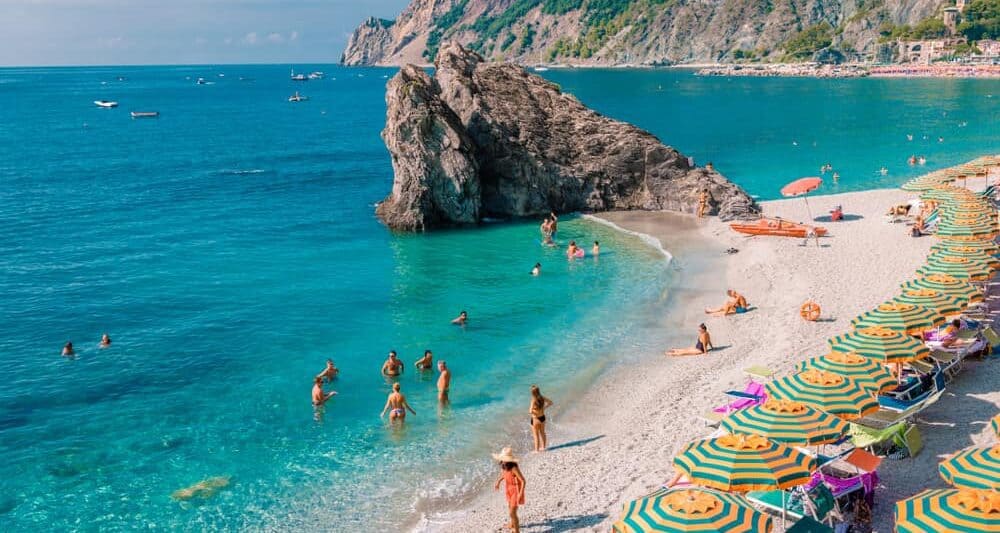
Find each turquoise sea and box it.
[0,65,997,530]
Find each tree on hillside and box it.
[959,0,1000,40]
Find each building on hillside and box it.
[978,39,1000,57]
[944,7,961,34]
[897,38,965,64]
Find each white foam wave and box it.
[581,214,674,263]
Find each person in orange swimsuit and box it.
[493,447,526,533]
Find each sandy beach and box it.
[420,187,1000,532]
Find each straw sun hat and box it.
[492,446,519,464]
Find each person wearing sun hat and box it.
[493,446,526,533]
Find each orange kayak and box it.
[730,217,828,238]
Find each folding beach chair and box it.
[712,380,766,414]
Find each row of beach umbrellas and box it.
[613,160,1000,532]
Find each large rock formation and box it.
[343,0,944,67]
[376,42,755,231]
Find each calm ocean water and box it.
[0,64,997,530]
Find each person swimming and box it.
[415,350,433,370]
[666,324,713,357]
[566,240,582,259]
[99,334,111,348]
[380,382,416,422]
[437,360,451,404]
[381,351,404,377]
[531,263,541,276]
[62,341,74,357]
[451,311,468,326]
[312,376,336,406]
[317,359,339,382]
[592,241,600,256]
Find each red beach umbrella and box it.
[781,177,823,197]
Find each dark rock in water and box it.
[377,42,756,231]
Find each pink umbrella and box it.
[781,177,823,225]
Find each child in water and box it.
[531,263,541,276]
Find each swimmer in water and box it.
[415,350,433,370]
[451,311,468,326]
[437,360,451,404]
[549,212,558,238]
[566,240,580,258]
[592,241,600,256]
[99,334,111,348]
[62,341,74,357]
[316,359,339,382]
[380,382,416,422]
[666,324,713,357]
[531,263,541,276]
[312,376,336,406]
[907,134,913,141]
[381,350,404,377]
[832,172,840,184]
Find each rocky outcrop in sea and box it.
[376,42,756,231]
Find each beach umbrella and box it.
[992,414,1000,438]
[850,302,944,335]
[933,246,1000,269]
[780,177,822,223]
[720,399,848,446]
[765,370,879,420]
[612,487,773,533]
[917,254,994,282]
[673,434,815,492]
[939,445,1000,491]
[932,240,1000,255]
[797,351,896,393]
[828,326,930,364]
[892,288,964,316]
[901,274,983,306]
[935,233,998,243]
[895,489,1000,532]
[933,221,998,239]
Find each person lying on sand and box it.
[705,290,748,316]
[666,324,713,356]
[171,476,231,501]
[887,204,911,216]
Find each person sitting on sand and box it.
[531,263,541,276]
[592,241,600,256]
[415,350,433,370]
[666,324,713,356]
[62,341,74,357]
[437,360,451,404]
[566,240,581,259]
[317,359,339,382]
[887,204,911,216]
[451,311,468,326]
[312,376,337,406]
[380,382,416,422]
[705,290,748,316]
[381,351,404,377]
[493,447,526,533]
[99,334,111,348]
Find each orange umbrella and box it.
[780,177,823,229]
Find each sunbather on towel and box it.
[940,319,968,348]
[705,290,748,316]
[666,324,713,356]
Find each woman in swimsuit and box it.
[492,447,526,533]
[380,382,416,422]
[529,385,554,452]
[666,323,713,357]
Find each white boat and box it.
[308,71,324,80]
[288,91,309,102]
[290,69,307,81]
[130,111,159,118]
[533,66,550,72]
[197,77,207,85]
[94,100,118,108]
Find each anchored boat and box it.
[93,100,118,108]
[130,111,159,118]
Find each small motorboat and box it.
[288,91,309,102]
[290,69,307,81]
[533,66,550,72]
[308,71,324,80]
[197,77,207,85]
[130,111,159,118]
[730,217,828,238]
[94,100,118,108]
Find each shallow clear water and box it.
[0,65,997,530]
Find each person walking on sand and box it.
[62,341,74,357]
[529,385,554,452]
[380,382,416,422]
[381,351,404,377]
[697,189,710,218]
[437,360,451,405]
[493,447,526,533]
[415,350,433,370]
[317,359,339,382]
[666,323,713,356]
[312,376,336,406]
[99,334,111,348]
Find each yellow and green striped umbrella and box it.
[932,246,1000,269]
[934,221,999,239]
[937,234,998,244]
[932,241,1000,256]
[939,214,997,227]
[917,254,994,281]
[612,487,773,533]
[673,434,815,492]
[765,370,879,420]
[939,445,1000,491]
[850,302,944,335]
[892,288,964,316]
[992,414,1000,438]
[797,351,896,393]
[895,489,1000,532]
[720,399,848,446]
[828,326,930,364]
[901,274,984,306]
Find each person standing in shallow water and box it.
[493,447,526,533]
[451,311,468,326]
[380,382,416,422]
[437,360,451,405]
[530,263,541,276]
[381,351,404,377]
[529,385,554,452]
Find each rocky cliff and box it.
[376,42,755,231]
[342,0,945,67]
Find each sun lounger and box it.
[712,381,766,414]
[878,372,945,411]
[785,516,835,533]
[747,482,838,527]
[857,389,943,430]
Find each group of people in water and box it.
[60,334,112,357]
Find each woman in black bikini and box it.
[665,323,713,357]
[529,385,554,452]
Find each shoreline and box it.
[418,186,991,532]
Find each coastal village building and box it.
[979,39,1000,58]
[897,38,965,64]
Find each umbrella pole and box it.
[803,196,820,246]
